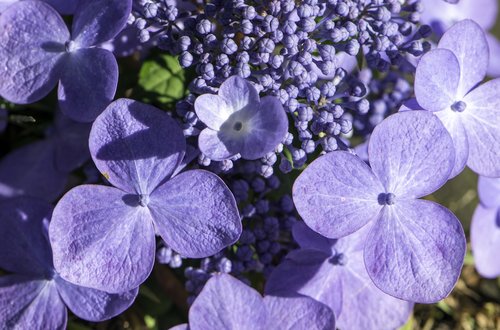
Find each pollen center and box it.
[138,194,150,207]
[378,192,396,206]
[329,253,347,266]
[233,121,243,131]
[65,40,77,53]
[451,101,466,112]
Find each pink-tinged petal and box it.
[44,0,80,15]
[55,276,138,321]
[462,79,500,177]
[0,140,67,202]
[264,295,335,330]
[194,94,233,130]
[90,99,185,194]
[190,274,268,330]
[58,48,118,122]
[72,0,132,47]
[364,200,466,303]
[471,205,500,278]
[0,275,66,330]
[438,19,489,96]
[50,185,156,293]
[0,197,53,275]
[478,176,500,208]
[435,110,469,178]
[149,170,241,258]
[369,111,455,198]
[198,128,238,161]
[414,49,460,112]
[486,34,500,77]
[218,75,260,111]
[293,151,383,238]
[0,1,68,104]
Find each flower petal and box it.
[292,221,334,252]
[438,19,489,96]
[50,185,156,293]
[486,33,500,77]
[462,78,500,177]
[414,49,460,112]
[190,274,268,330]
[72,0,132,47]
[90,99,185,195]
[264,295,335,330]
[218,76,260,112]
[44,0,80,15]
[364,200,466,303]
[478,176,500,208]
[293,150,383,238]
[53,113,91,172]
[0,1,68,103]
[58,48,118,122]
[194,94,233,130]
[55,276,138,322]
[149,170,241,258]
[198,128,238,161]
[368,111,455,198]
[471,205,500,278]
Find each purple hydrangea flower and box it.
[414,20,500,178]
[0,0,131,122]
[194,76,288,161]
[49,98,242,293]
[293,111,466,303]
[0,197,137,329]
[471,176,500,278]
[266,222,413,329]
[0,0,80,14]
[171,273,335,330]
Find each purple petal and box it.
[369,111,455,198]
[478,176,500,208]
[0,1,68,104]
[0,275,66,330]
[194,94,233,130]
[50,185,156,293]
[0,197,53,275]
[72,0,132,47]
[169,324,189,330]
[218,75,260,112]
[0,0,16,12]
[58,48,118,122]
[198,128,238,161]
[364,199,466,303]
[398,98,424,112]
[149,170,241,258]
[89,99,185,195]
[55,276,138,321]
[44,0,80,15]
[292,221,334,252]
[293,150,383,238]
[190,274,268,330]
[414,49,460,112]
[0,140,67,202]
[462,78,500,177]
[438,19,489,96]
[264,295,335,330]
[471,205,500,278]
[486,34,500,77]
[53,113,91,172]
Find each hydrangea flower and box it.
[171,273,335,330]
[0,0,131,122]
[293,111,466,303]
[0,197,137,329]
[471,176,500,278]
[49,98,242,293]
[0,0,80,14]
[414,19,500,178]
[194,76,288,161]
[266,222,413,330]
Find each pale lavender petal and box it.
[194,94,233,130]
[218,75,260,112]
[72,0,132,47]
[264,295,335,330]
[293,150,384,238]
[50,185,156,293]
[0,1,68,104]
[55,276,138,321]
[486,34,500,77]
[150,170,241,258]
[58,48,118,122]
[459,0,498,30]
[438,19,489,96]
[414,49,460,112]
[478,176,500,208]
[190,274,268,330]
[45,0,80,15]
[198,128,238,161]
[471,205,500,278]
[90,99,185,195]
[0,0,16,12]
[369,111,455,198]
[0,275,66,330]
[0,197,53,275]
[0,140,66,202]
[364,199,466,303]
[462,78,500,177]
